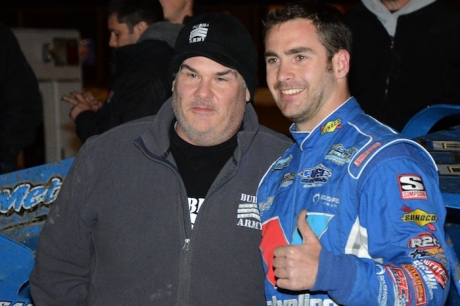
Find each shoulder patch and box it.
[398,174,428,200]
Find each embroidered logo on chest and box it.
[298,164,332,188]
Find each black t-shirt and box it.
[169,122,238,227]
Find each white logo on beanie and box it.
[189,23,209,43]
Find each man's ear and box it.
[332,49,350,79]
[134,21,149,38]
[172,80,176,92]
[245,88,250,102]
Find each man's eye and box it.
[266,58,277,64]
[296,55,306,61]
[188,73,197,78]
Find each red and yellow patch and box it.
[320,119,342,135]
[402,264,427,305]
[402,206,437,230]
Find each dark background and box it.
[1,0,360,7]
[2,0,460,88]
[2,0,459,89]
[1,0,360,89]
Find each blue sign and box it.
[0,158,73,304]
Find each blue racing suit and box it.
[259,97,450,305]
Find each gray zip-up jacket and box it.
[29,98,292,305]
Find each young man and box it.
[29,13,292,305]
[62,0,182,143]
[258,1,450,305]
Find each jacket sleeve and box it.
[312,143,450,305]
[107,67,170,125]
[29,144,95,305]
[75,107,110,143]
[74,68,170,143]
[0,23,43,169]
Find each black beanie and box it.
[170,13,258,101]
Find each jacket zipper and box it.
[177,158,238,305]
[136,141,239,305]
[177,183,192,305]
[183,238,190,251]
[178,237,191,305]
[140,153,193,305]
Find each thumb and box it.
[297,209,318,244]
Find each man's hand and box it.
[62,91,102,121]
[273,209,322,291]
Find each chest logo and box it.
[273,155,292,170]
[320,118,342,135]
[279,172,296,188]
[261,213,334,288]
[299,164,332,188]
[292,212,334,243]
[237,194,261,230]
[325,144,357,166]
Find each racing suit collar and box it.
[290,97,362,151]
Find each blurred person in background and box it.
[159,0,196,24]
[62,0,182,143]
[346,0,460,132]
[0,22,42,174]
